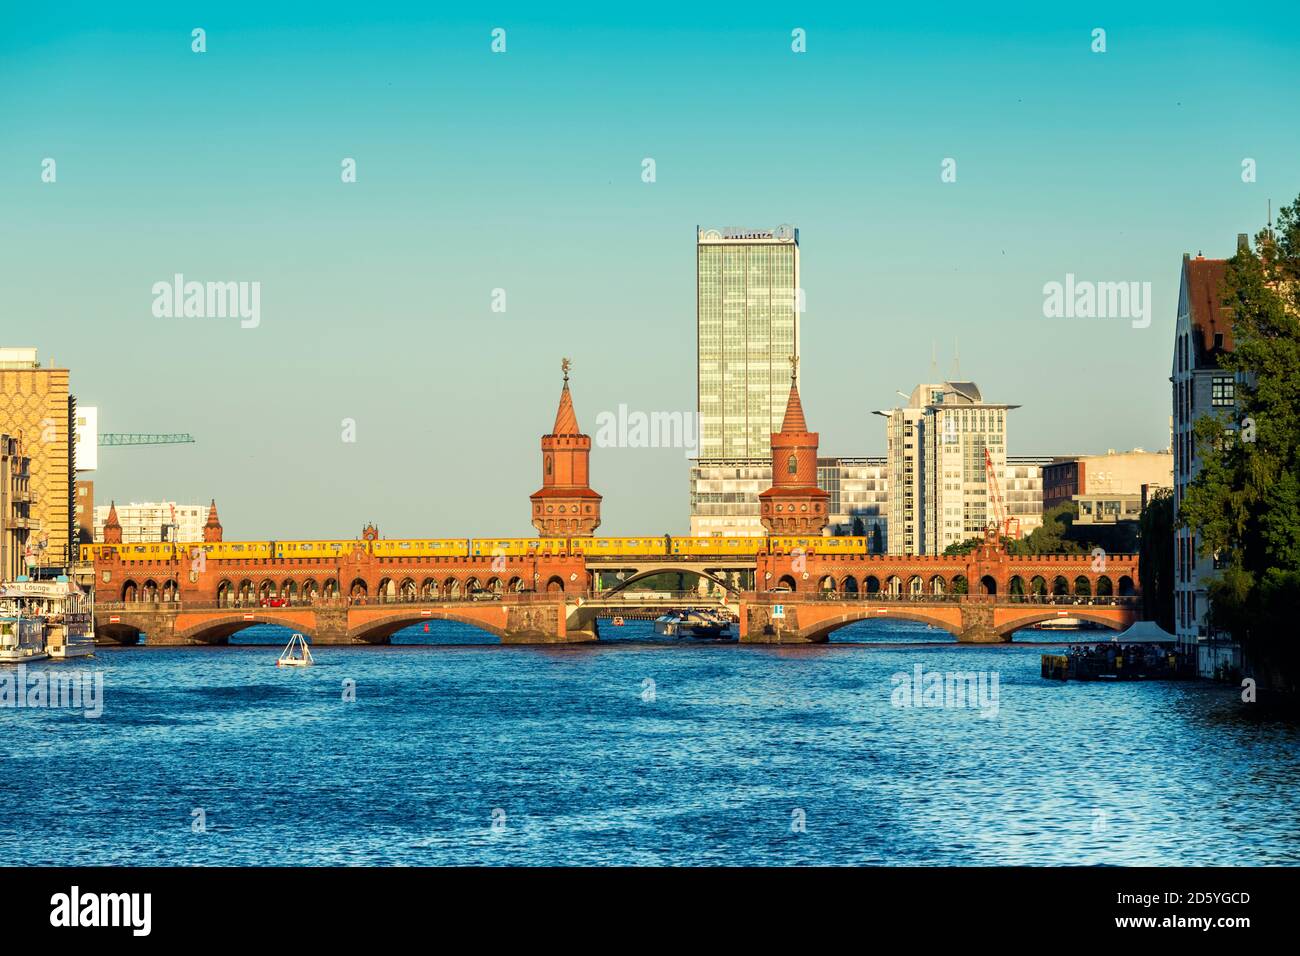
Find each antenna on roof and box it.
[930,340,938,380]
[951,337,961,380]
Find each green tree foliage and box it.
[1010,502,1084,555]
[1137,487,1175,632]
[1180,196,1300,680]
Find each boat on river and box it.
[654,610,733,639]
[1,579,94,663]
[277,633,314,667]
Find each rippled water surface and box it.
[3,620,1297,865]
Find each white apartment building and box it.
[94,501,210,543]
[876,382,1019,555]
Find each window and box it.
[787,454,797,475]
[1211,376,1234,407]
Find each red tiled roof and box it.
[780,382,809,433]
[1185,257,1234,366]
[551,382,580,435]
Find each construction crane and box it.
[99,433,195,447]
[984,447,1021,540]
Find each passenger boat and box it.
[653,610,732,639]
[43,580,95,659]
[0,583,50,663]
[277,633,314,667]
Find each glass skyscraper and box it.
[696,226,800,460]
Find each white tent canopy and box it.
[1107,620,1176,643]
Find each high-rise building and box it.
[875,384,941,554]
[1172,240,1242,677]
[696,226,800,460]
[875,381,1018,555]
[0,347,75,570]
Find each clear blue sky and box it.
[2,1,1297,537]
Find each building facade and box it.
[1,434,34,581]
[1042,449,1174,513]
[688,458,770,536]
[696,226,800,460]
[821,457,889,545]
[1172,243,1241,677]
[93,501,214,543]
[0,347,75,570]
[1003,457,1050,539]
[876,381,1018,555]
[689,456,889,541]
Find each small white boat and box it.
[276,633,314,667]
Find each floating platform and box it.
[1042,642,1192,681]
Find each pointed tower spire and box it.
[531,359,601,537]
[203,499,223,542]
[759,361,828,535]
[552,357,581,435]
[780,355,809,432]
[103,501,122,544]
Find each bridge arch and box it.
[601,566,739,597]
[798,608,964,643]
[174,615,320,645]
[995,609,1131,637]
[348,610,506,644]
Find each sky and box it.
[2,1,1298,538]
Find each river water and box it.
[2,619,1297,865]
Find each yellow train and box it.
[81,534,873,564]
[370,539,471,558]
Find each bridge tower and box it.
[102,502,122,544]
[531,358,601,537]
[760,357,828,534]
[203,500,223,542]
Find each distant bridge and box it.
[88,533,1140,644]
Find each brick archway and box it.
[347,610,507,644]
[174,615,320,645]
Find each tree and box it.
[1010,502,1085,555]
[871,523,883,554]
[943,536,987,556]
[1137,487,1175,632]
[1180,195,1300,692]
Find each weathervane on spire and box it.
[789,354,799,382]
[561,357,571,383]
